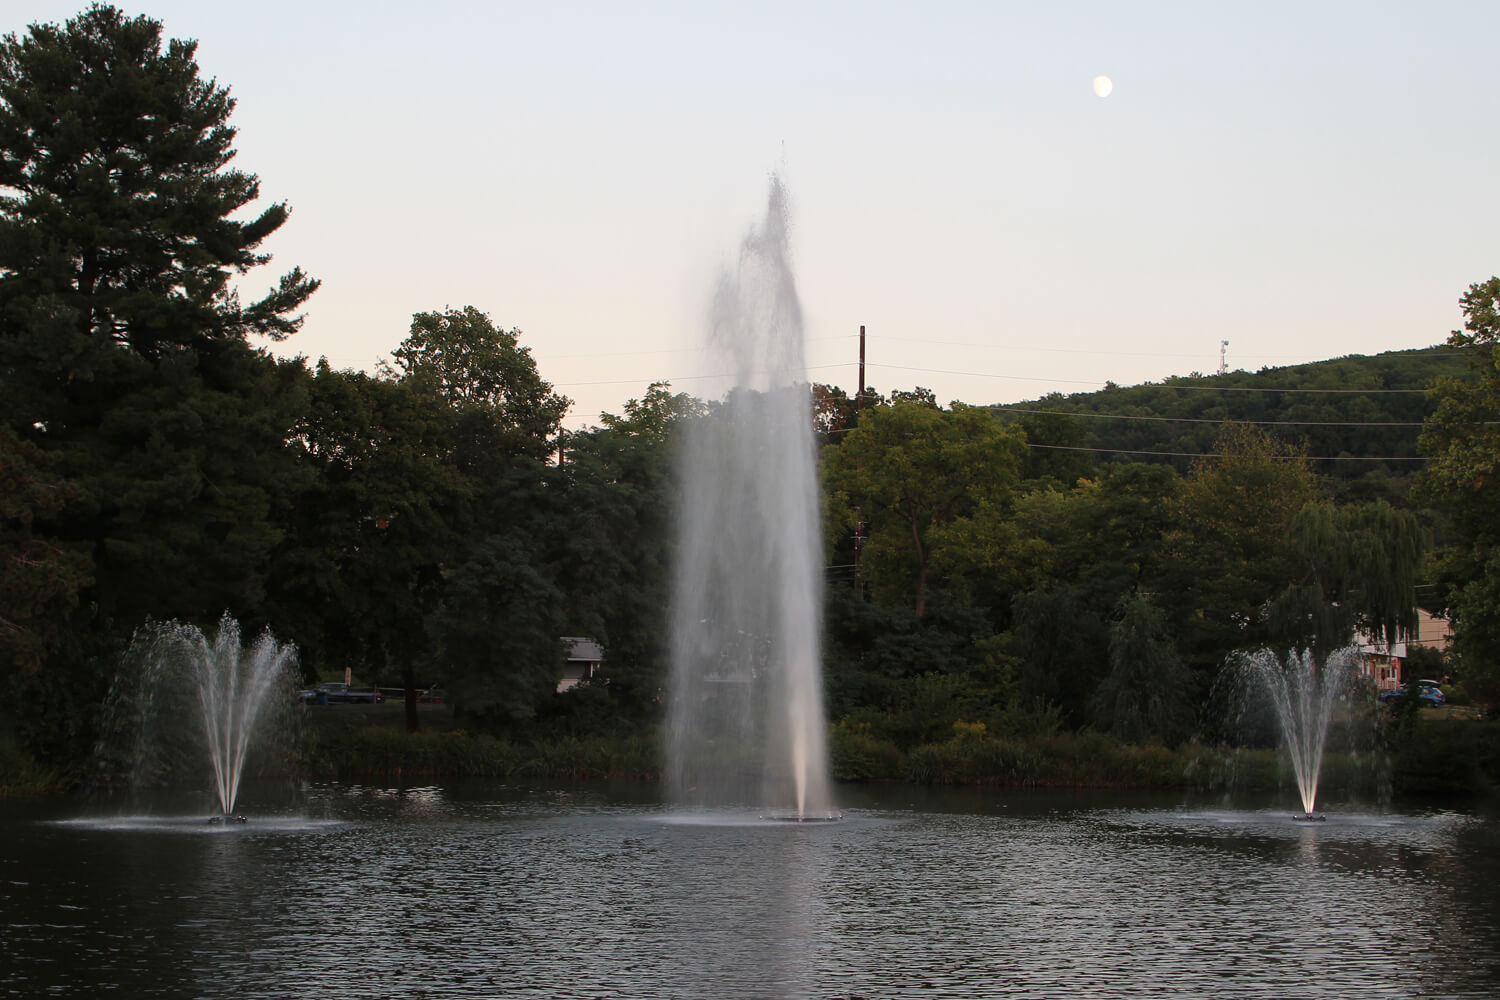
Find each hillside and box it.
[992,344,1477,500]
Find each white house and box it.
[557,637,604,692]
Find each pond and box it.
[3,781,1498,999]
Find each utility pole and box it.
[854,324,866,593]
[857,324,866,410]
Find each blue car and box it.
[1379,681,1445,706]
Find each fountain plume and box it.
[104,614,297,816]
[667,177,834,819]
[1237,646,1358,816]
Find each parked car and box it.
[1379,680,1445,706]
[299,682,382,705]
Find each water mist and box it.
[108,614,297,817]
[667,177,835,820]
[1238,646,1359,818]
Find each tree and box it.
[596,380,703,444]
[384,306,568,462]
[0,424,90,677]
[0,5,317,375]
[381,308,570,730]
[1009,584,1107,724]
[1266,499,1425,655]
[1090,593,1193,745]
[1160,421,1426,701]
[557,383,700,717]
[810,382,858,448]
[1008,395,1094,486]
[823,401,1028,616]
[1005,463,1181,722]
[272,362,467,732]
[0,6,317,761]
[1419,277,1500,701]
[1162,422,1324,666]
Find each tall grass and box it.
[303,727,662,781]
[832,717,1415,796]
[0,738,64,796]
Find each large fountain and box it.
[109,614,297,818]
[666,176,836,821]
[1236,646,1359,819]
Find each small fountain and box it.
[666,176,837,822]
[107,614,297,819]
[1236,646,1359,820]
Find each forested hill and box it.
[992,345,1477,498]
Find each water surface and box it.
[3,782,1496,998]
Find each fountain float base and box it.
[761,812,843,823]
[1292,813,1327,823]
[207,814,249,825]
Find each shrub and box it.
[829,720,903,781]
[0,737,64,796]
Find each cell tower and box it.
[1219,339,1229,376]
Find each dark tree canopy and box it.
[0,5,316,717]
[0,4,318,377]
[1419,277,1500,698]
[386,306,569,457]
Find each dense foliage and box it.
[996,347,1469,503]
[1,6,1492,790]
[1418,278,1500,704]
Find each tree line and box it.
[2,6,1497,777]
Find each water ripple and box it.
[3,788,1498,998]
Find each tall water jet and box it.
[1236,646,1358,818]
[107,614,297,816]
[667,177,835,820]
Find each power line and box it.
[848,333,1468,363]
[556,363,849,388]
[1026,443,1429,462]
[868,362,1435,393]
[995,406,1428,427]
[544,332,853,361]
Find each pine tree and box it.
[0,6,317,720]
[0,4,317,389]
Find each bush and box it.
[0,735,64,796]
[303,726,661,781]
[1390,720,1491,796]
[828,719,903,781]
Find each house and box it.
[1358,630,1407,693]
[557,637,604,692]
[1411,608,1454,653]
[1356,609,1453,693]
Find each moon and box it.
[1092,75,1113,98]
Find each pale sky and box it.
[12,1,1500,427]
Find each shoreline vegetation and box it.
[4,707,1495,801]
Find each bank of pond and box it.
[5,711,1495,801]
[293,718,1494,797]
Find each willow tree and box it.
[1268,499,1426,656]
[1167,422,1426,666]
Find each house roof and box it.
[562,637,604,662]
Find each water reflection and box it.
[4,784,1500,998]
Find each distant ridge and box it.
[991,345,1478,497]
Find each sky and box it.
[11,1,1500,428]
